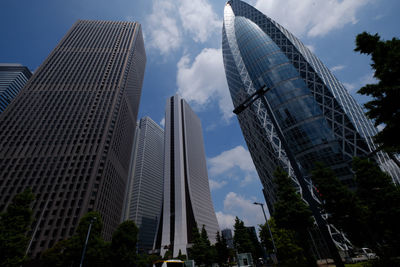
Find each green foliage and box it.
[233,217,263,260]
[215,231,229,266]
[311,163,368,246]
[110,220,138,266]
[136,253,162,267]
[0,188,35,267]
[354,32,400,153]
[41,211,110,267]
[233,217,253,254]
[176,249,187,261]
[259,219,308,267]
[163,248,173,260]
[272,168,317,267]
[273,168,313,234]
[189,225,215,266]
[352,157,400,257]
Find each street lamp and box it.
[253,202,278,264]
[79,216,97,267]
[233,83,345,267]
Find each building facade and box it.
[221,228,234,249]
[123,116,164,253]
[0,20,146,257]
[154,95,219,257]
[222,0,400,213]
[0,63,32,113]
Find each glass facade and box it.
[222,0,400,212]
[123,117,164,253]
[0,64,32,113]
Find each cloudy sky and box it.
[1,0,399,231]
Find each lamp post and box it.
[233,83,345,267]
[253,202,278,264]
[79,216,97,267]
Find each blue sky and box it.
[1,0,399,231]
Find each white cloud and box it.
[178,0,221,43]
[209,179,228,191]
[216,192,266,231]
[360,72,378,85]
[344,72,378,93]
[240,174,256,187]
[145,0,220,54]
[343,82,357,92]
[374,14,384,20]
[254,0,371,37]
[216,211,236,230]
[177,48,234,121]
[208,146,256,176]
[146,0,182,55]
[160,117,165,127]
[305,44,316,53]
[331,65,346,72]
[125,16,134,22]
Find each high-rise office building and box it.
[123,116,164,253]
[0,20,146,257]
[154,95,219,257]
[0,63,32,113]
[222,0,400,213]
[221,228,234,249]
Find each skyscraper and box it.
[222,0,400,214]
[0,63,32,113]
[154,95,219,257]
[0,20,146,257]
[123,116,164,253]
[221,228,234,249]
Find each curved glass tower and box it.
[222,0,400,212]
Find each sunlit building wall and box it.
[222,0,399,213]
[123,116,164,253]
[154,95,219,257]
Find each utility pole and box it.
[79,217,97,267]
[253,202,278,264]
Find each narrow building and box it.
[154,95,219,257]
[123,116,164,253]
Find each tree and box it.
[272,168,317,267]
[176,249,187,261]
[354,32,400,153]
[137,253,162,267]
[41,211,110,267]
[215,231,229,266]
[189,225,215,266]
[311,162,368,246]
[352,157,400,257]
[259,219,308,267]
[273,168,313,234]
[0,188,35,267]
[110,220,138,266]
[233,217,253,254]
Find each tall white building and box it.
[154,95,219,257]
[123,117,164,253]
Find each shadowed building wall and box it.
[0,20,146,257]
